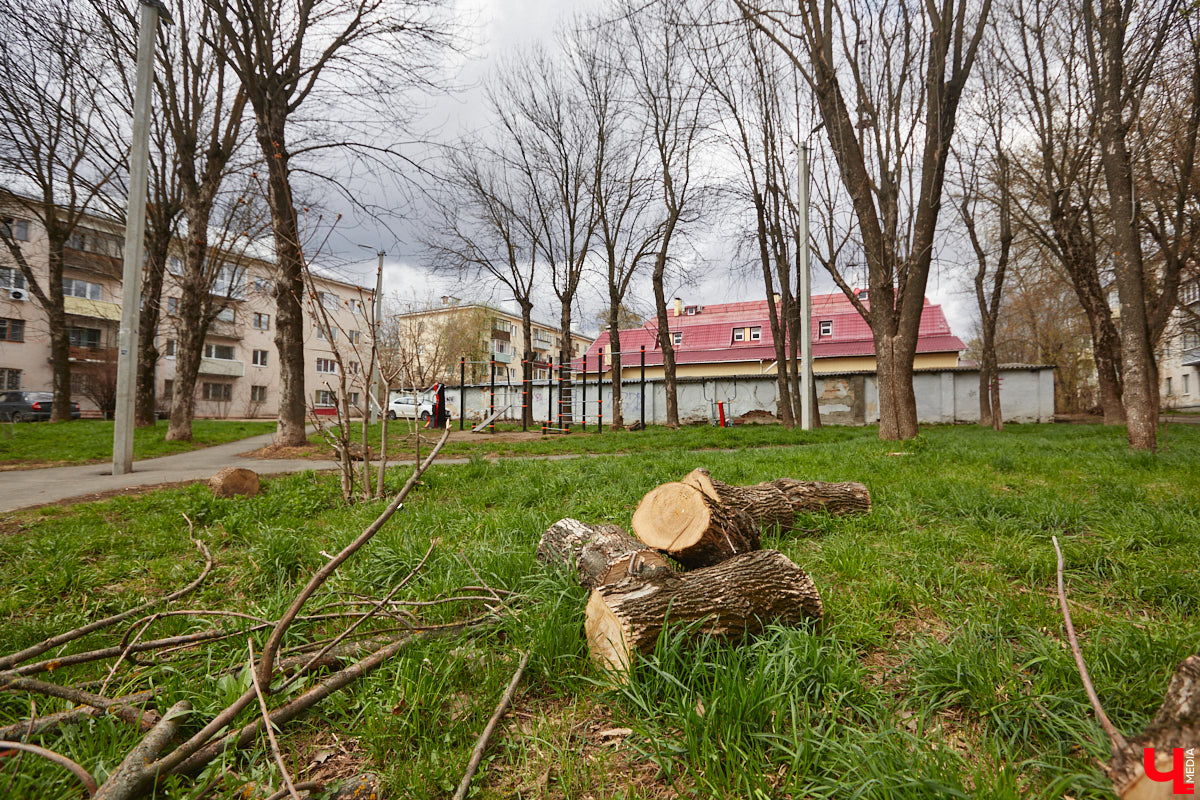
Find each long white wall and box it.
[446,366,1056,427]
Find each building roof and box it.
[576,293,966,368]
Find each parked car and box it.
[386,391,457,422]
[0,391,82,421]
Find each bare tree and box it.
[0,0,118,421]
[429,144,541,425]
[379,300,491,387]
[997,0,1126,425]
[203,0,453,446]
[620,0,710,428]
[571,18,662,428]
[736,0,992,440]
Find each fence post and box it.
[640,345,646,430]
[597,346,604,432]
[459,356,465,431]
[556,350,564,431]
[547,354,554,429]
[489,355,496,434]
[581,353,588,433]
[521,352,529,432]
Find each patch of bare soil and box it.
[245,429,554,461]
[3,481,201,518]
[0,460,86,471]
[734,409,780,425]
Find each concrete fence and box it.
[444,365,1056,427]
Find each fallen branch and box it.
[1052,535,1128,755]
[93,700,190,800]
[0,690,155,741]
[2,677,160,731]
[249,642,301,800]
[451,650,530,800]
[0,538,212,671]
[0,740,97,796]
[263,781,323,800]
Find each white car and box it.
[386,391,456,422]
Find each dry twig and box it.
[451,650,530,800]
[249,642,301,800]
[1052,536,1129,755]
[0,740,97,796]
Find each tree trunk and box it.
[46,239,72,423]
[520,300,534,427]
[608,301,623,428]
[874,329,920,440]
[680,468,871,529]
[986,344,1003,431]
[135,238,170,428]
[258,119,308,447]
[165,200,215,442]
[585,549,823,676]
[536,518,674,589]
[1095,0,1157,451]
[632,482,761,568]
[651,255,678,427]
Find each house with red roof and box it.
[579,293,966,378]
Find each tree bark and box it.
[681,468,871,529]
[874,327,920,440]
[134,245,166,427]
[536,518,674,589]
[585,549,822,675]
[632,482,761,568]
[652,249,679,427]
[608,303,623,428]
[165,200,217,442]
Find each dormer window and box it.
[749,326,761,341]
[733,329,745,342]
[685,305,698,315]
[671,331,682,346]
[819,320,833,337]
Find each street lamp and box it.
[112,0,173,475]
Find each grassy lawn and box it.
[1,423,1197,798]
[0,418,278,468]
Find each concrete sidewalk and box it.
[0,430,340,514]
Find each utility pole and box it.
[798,144,814,430]
[371,250,384,422]
[113,0,172,475]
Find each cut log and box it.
[681,468,870,531]
[631,482,761,569]
[585,549,822,676]
[1108,654,1200,799]
[536,518,674,589]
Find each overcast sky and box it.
[324,0,976,340]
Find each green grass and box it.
[1,423,1198,798]
[0,419,277,467]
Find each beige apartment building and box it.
[390,298,593,386]
[0,201,373,418]
[1160,276,1200,411]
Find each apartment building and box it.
[0,201,373,418]
[1160,277,1200,411]
[389,298,593,386]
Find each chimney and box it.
[673,297,683,317]
[441,295,449,306]
[773,292,781,305]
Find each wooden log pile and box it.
[538,470,872,676]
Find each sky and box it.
[323,0,977,341]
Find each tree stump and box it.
[1108,654,1200,798]
[208,467,260,498]
[585,549,823,676]
[537,518,674,590]
[681,468,870,531]
[631,482,761,569]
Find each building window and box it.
[318,291,339,309]
[1183,281,1199,305]
[348,329,361,344]
[211,266,243,298]
[749,326,761,341]
[0,268,26,290]
[348,392,360,407]
[0,318,24,342]
[819,320,833,337]
[316,323,337,341]
[251,385,267,402]
[202,382,232,401]
[0,368,20,389]
[493,340,508,355]
[215,306,235,323]
[66,228,121,257]
[67,327,102,349]
[1185,374,1191,396]
[1166,377,1173,396]
[347,361,359,375]
[164,339,176,358]
[253,312,269,330]
[1,217,30,241]
[252,349,269,367]
[314,389,335,406]
[733,328,745,342]
[672,331,683,346]
[316,357,337,373]
[203,342,236,361]
[167,256,183,275]
[348,299,365,314]
[62,278,102,301]
[166,297,179,314]
[163,379,173,400]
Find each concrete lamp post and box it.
[112,0,172,476]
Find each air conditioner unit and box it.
[8,288,28,302]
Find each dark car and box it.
[0,391,82,422]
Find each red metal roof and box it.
[575,293,965,370]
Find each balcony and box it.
[493,352,513,364]
[64,248,121,279]
[67,346,117,364]
[491,329,511,343]
[63,296,121,321]
[1184,347,1200,367]
[207,319,243,340]
[198,357,245,377]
